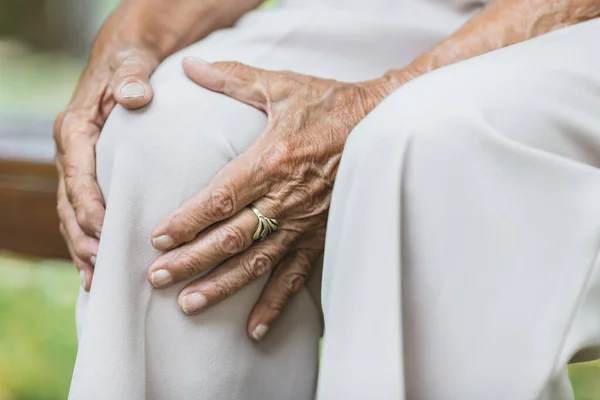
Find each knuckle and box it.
[168,212,202,241]
[56,201,70,220]
[115,65,141,81]
[63,174,85,201]
[260,147,285,176]
[63,171,75,188]
[53,110,67,143]
[73,258,88,271]
[72,238,89,259]
[248,155,272,187]
[287,184,314,212]
[174,254,200,278]
[263,297,285,317]
[75,207,94,231]
[113,58,147,80]
[223,61,244,76]
[63,186,77,206]
[208,186,235,220]
[241,251,273,280]
[267,198,286,219]
[275,138,295,158]
[212,278,234,299]
[215,225,247,255]
[282,270,307,294]
[215,62,248,94]
[90,199,105,217]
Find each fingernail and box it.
[79,270,86,288]
[183,56,209,65]
[151,269,172,288]
[90,256,97,266]
[252,324,269,341]
[181,292,208,314]
[152,235,174,250]
[120,82,146,99]
[95,232,101,239]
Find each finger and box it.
[182,58,269,111]
[57,178,100,266]
[76,257,95,291]
[59,223,94,292]
[111,54,156,109]
[247,248,317,341]
[176,228,298,315]
[149,199,282,287]
[150,154,272,251]
[149,207,259,287]
[59,122,106,237]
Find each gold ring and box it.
[250,205,278,241]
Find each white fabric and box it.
[319,19,600,399]
[67,0,600,398]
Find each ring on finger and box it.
[250,205,278,241]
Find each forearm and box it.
[384,0,600,87]
[88,0,264,69]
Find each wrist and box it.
[106,0,261,62]
[364,62,428,99]
[88,4,161,67]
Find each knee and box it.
[96,53,267,196]
[343,52,548,164]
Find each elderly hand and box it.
[55,47,158,290]
[148,57,399,340]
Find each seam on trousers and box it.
[538,238,600,399]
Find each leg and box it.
[71,50,323,400]
[68,5,474,399]
[319,19,600,400]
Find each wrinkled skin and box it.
[54,0,263,290]
[54,47,158,290]
[147,58,396,340]
[56,0,600,340]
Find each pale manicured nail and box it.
[181,293,208,314]
[151,269,172,287]
[120,82,146,99]
[152,235,174,250]
[252,324,269,341]
[90,256,97,266]
[95,232,101,239]
[183,56,209,65]
[79,270,86,288]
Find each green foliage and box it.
[570,362,600,400]
[0,255,79,400]
[261,0,279,7]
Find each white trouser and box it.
[68,2,600,399]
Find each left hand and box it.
[147,57,394,340]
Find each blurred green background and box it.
[0,255,78,400]
[0,0,598,399]
[1,253,599,400]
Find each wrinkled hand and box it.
[148,57,393,340]
[55,48,158,290]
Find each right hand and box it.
[54,47,159,290]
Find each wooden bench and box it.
[0,118,69,259]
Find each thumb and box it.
[182,57,268,111]
[111,55,156,109]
